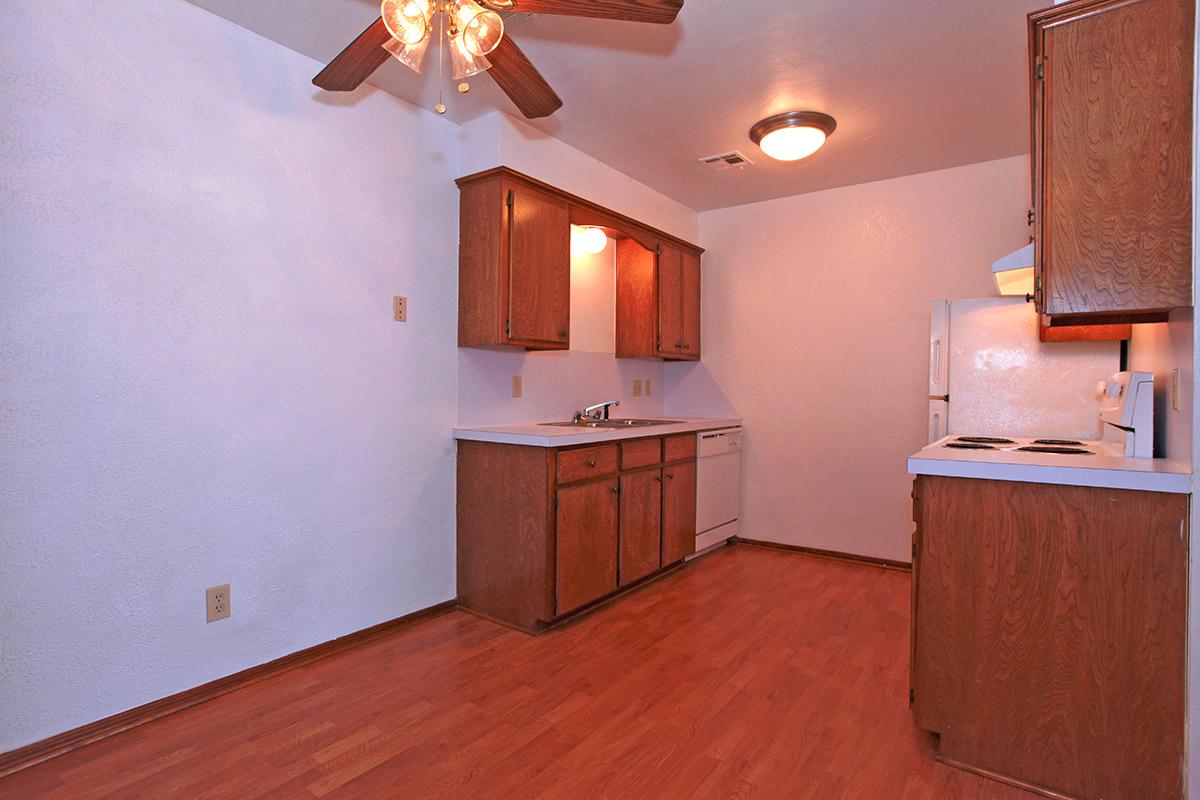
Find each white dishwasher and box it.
[692,427,742,555]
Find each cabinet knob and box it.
[653,476,662,482]
[587,460,597,468]
[666,473,674,480]
[682,344,691,350]
[559,330,568,338]
[610,486,619,494]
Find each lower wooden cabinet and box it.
[556,479,618,614]
[911,475,1187,800]
[662,462,697,565]
[457,433,699,633]
[619,469,663,586]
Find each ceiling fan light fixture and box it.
[457,1,505,56]
[383,35,431,73]
[381,0,433,45]
[749,111,837,162]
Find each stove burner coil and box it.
[954,437,1016,444]
[1016,445,1093,455]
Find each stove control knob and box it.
[1095,380,1108,399]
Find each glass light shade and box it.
[571,226,609,257]
[449,38,491,79]
[384,35,430,74]
[757,126,828,161]
[461,7,504,56]
[381,0,432,46]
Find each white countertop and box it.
[908,436,1191,494]
[453,416,742,447]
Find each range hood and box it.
[992,242,1034,296]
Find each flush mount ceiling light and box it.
[749,111,838,162]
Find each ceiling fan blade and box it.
[491,0,683,24]
[486,38,563,119]
[313,17,392,91]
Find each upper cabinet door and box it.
[1031,0,1193,325]
[655,245,683,357]
[680,249,701,359]
[505,183,571,347]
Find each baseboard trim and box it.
[734,538,912,572]
[0,598,459,779]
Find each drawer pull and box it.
[588,460,597,468]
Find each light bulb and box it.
[757,126,828,161]
[571,227,609,257]
[381,0,431,46]
[453,0,504,57]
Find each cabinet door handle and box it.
[587,460,597,468]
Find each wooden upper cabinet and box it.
[457,172,570,350]
[1030,0,1194,325]
[458,166,704,357]
[616,239,703,361]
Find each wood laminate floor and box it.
[0,544,1037,799]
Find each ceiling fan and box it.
[313,0,684,119]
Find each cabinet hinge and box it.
[1027,208,1035,226]
[554,495,559,509]
[909,688,915,706]
[1036,61,1044,81]
[506,189,514,210]
[911,541,917,559]
[505,319,511,337]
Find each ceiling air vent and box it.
[698,151,754,172]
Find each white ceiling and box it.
[188,0,1042,211]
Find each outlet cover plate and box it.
[206,584,231,623]
[512,375,523,398]
[393,296,407,322]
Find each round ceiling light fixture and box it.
[749,111,838,162]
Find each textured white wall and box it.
[0,1,461,751]
[670,156,1030,562]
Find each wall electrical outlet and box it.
[644,379,652,397]
[633,379,643,397]
[512,375,523,398]
[393,296,407,322]
[206,584,231,623]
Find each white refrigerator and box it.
[928,298,1120,442]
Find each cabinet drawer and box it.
[621,437,662,470]
[557,444,618,484]
[664,434,696,462]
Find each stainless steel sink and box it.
[538,418,682,429]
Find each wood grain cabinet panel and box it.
[620,437,662,470]
[456,173,570,350]
[557,444,618,484]
[661,461,697,565]
[1031,0,1194,325]
[556,479,619,614]
[911,475,1187,799]
[616,238,703,361]
[619,469,662,585]
[663,433,696,463]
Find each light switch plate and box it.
[645,379,652,397]
[206,584,230,623]
[633,379,642,397]
[512,376,522,398]
[393,296,407,322]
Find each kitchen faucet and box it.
[573,400,620,423]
